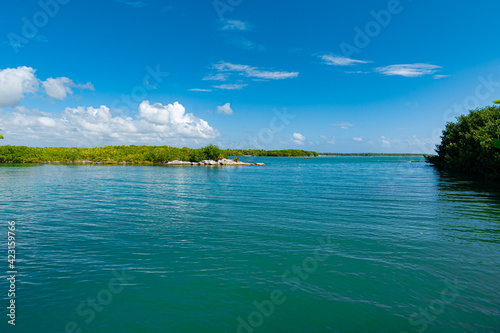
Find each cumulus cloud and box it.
[0,66,39,107]
[375,64,442,77]
[291,132,306,145]
[138,101,218,139]
[43,77,94,100]
[352,137,363,142]
[321,55,371,66]
[220,19,250,31]
[216,103,233,115]
[0,66,94,106]
[0,101,219,146]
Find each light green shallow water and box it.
[0,157,499,333]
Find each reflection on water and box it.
[433,170,500,245]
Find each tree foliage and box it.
[426,105,500,179]
[0,144,320,164]
[0,144,228,164]
[0,129,3,139]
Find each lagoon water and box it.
[1,157,499,333]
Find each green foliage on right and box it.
[426,105,500,179]
[0,129,3,139]
[493,100,500,104]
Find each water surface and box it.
[0,157,499,332]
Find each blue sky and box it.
[1,0,499,153]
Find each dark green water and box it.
[1,157,499,333]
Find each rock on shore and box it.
[167,159,265,166]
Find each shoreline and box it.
[0,158,265,167]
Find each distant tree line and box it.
[0,144,227,164]
[0,145,319,164]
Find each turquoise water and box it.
[1,157,499,333]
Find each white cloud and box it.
[37,116,56,127]
[0,66,94,106]
[352,137,363,142]
[375,64,442,77]
[216,103,233,115]
[213,83,248,90]
[321,55,371,66]
[291,132,306,145]
[43,77,94,100]
[381,136,390,147]
[214,62,249,72]
[189,88,212,92]
[213,62,299,80]
[433,75,451,80]
[246,68,298,80]
[138,101,218,138]
[332,121,354,130]
[0,101,219,146]
[345,70,371,74]
[0,66,39,107]
[220,19,250,31]
[203,73,228,81]
[320,135,336,144]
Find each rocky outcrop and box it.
[38,159,265,166]
[166,160,192,165]
[193,159,265,166]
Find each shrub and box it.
[426,105,500,179]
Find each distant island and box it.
[0,144,317,165]
[0,144,433,165]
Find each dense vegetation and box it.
[426,105,500,179]
[0,145,318,164]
